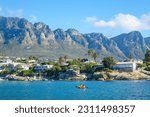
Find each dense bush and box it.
[103,68,112,73]
[20,70,34,77]
[137,63,146,68]
[144,67,150,71]
[67,59,81,65]
[0,70,9,76]
[52,63,62,72]
[102,56,116,69]
[41,61,55,65]
[80,63,96,73]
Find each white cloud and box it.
[0,7,38,23]
[0,7,3,15]
[6,8,23,17]
[86,16,97,22]
[0,7,23,17]
[30,15,37,22]
[86,13,150,31]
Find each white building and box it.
[34,65,53,71]
[113,62,137,72]
[0,59,12,65]
[28,60,36,63]
[15,64,30,70]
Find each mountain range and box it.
[0,16,149,60]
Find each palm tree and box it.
[88,49,98,62]
[88,49,94,61]
[58,56,65,65]
[92,52,98,62]
[128,53,134,61]
[64,55,68,62]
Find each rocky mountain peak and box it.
[111,31,146,59]
[34,22,50,30]
[54,28,69,40]
[66,28,80,35]
[0,16,149,59]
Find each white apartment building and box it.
[113,62,137,72]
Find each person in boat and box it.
[79,84,86,89]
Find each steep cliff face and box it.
[84,33,126,59]
[33,22,55,46]
[0,16,149,60]
[66,29,88,47]
[54,28,75,48]
[111,31,147,59]
[0,16,88,58]
[0,16,37,46]
[0,32,4,44]
[144,37,150,48]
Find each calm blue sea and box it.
[0,80,150,100]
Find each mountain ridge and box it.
[0,16,149,60]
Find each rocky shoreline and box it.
[92,70,150,81]
[3,75,48,81]
[1,70,150,81]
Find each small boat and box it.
[76,85,87,89]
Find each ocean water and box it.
[0,80,150,100]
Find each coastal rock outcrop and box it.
[108,70,150,80]
[90,70,150,81]
[92,72,107,80]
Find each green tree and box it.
[64,55,68,62]
[102,56,116,69]
[17,67,24,71]
[0,65,9,76]
[67,59,80,66]
[1,65,7,70]
[0,52,5,57]
[88,49,93,56]
[137,63,146,69]
[58,56,65,65]
[52,64,62,73]
[128,53,133,61]
[92,52,98,62]
[144,49,150,64]
[88,49,98,62]
[88,49,94,60]
[29,56,38,60]
[21,70,34,77]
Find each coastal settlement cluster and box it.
[0,49,150,81]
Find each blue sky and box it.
[0,0,150,37]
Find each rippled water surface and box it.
[0,80,150,100]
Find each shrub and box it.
[104,68,112,73]
[144,67,150,71]
[20,70,34,77]
[102,56,116,69]
[137,63,146,68]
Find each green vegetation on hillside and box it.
[139,49,150,71]
[102,56,116,69]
